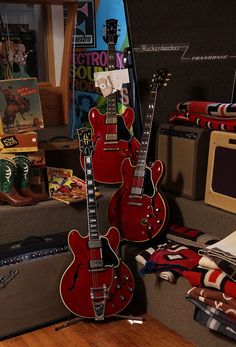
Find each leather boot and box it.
[13,155,49,203]
[0,157,33,206]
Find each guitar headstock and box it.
[103,18,119,45]
[149,68,171,93]
[77,128,93,157]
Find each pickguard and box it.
[101,237,119,268]
[142,167,155,197]
[117,115,132,141]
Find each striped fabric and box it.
[168,100,236,131]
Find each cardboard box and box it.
[0,131,38,153]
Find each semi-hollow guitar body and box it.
[60,227,134,319]
[79,18,140,184]
[108,68,171,242]
[80,106,140,184]
[108,157,168,242]
[60,127,134,320]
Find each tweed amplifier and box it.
[0,233,72,339]
[205,131,236,213]
[157,124,211,200]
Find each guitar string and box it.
[107,93,118,143]
[86,31,119,308]
[132,91,157,193]
[85,156,99,303]
[84,22,120,309]
[106,43,118,143]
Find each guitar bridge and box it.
[104,147,119,151]
[128,202,142,206]
[128,193,143,206]
[90,285,108,320]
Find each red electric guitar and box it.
[80,19,140,184]
[60,128,134,320]
[108,69,171,243]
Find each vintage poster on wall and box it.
[68,0,141,139]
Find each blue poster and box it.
[68,0,141,139]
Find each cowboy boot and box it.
[13,155,49,203]
[0,157,33,206]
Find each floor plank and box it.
[0,315,194,347]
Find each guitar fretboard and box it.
[134,91,157,178]
[106,42,118,142]
[84,156,99,242]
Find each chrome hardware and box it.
[90,285,107,321]
[140,218,148,226]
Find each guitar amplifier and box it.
[205,131,236,213]
[0,233,72,340]
[39,137,84,178]
[157,124,211,200]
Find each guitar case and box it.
[0,233,72,340]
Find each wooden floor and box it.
[0,315,194,347]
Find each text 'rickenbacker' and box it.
[60,128,134,320]
[80,18,140,184]
[108,69,171,243]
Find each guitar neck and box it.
[106,42,118,126]
[136,91,157,173]
[84,155,100,242]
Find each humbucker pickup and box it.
[89,259,104,270]
[88,240,102,249]
[131,187,142,195]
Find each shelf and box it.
[0,0,77,125]
[0,1,77,4]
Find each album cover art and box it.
[0,30,38,79]
[0,77,44,134]
[47,166,102,205]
